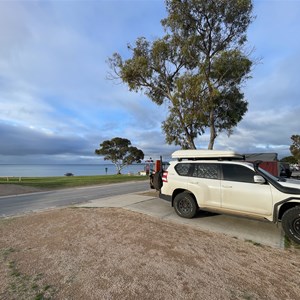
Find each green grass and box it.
[245,239,263,247]
[0,175,148,189]
[284,235,300,250]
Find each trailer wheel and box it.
[282,206,300,244]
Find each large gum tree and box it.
[95,137,144,175]
[290,135,300,163]
[108,0,254,149]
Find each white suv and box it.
[157,150,300,244]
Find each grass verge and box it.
[0,175,148,189]
[284,235,300,250]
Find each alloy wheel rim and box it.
[179,198,191,214]
[293,217,300,235]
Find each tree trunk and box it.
[115,164,122,175]
[208,111,217,150]
[188,138,196,149]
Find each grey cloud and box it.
[216,106,300,158]
[0,122,91,156]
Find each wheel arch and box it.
[171,189,197,207]
[277,201,300,221]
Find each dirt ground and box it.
[0,184,45,196]
[0,184,300,299]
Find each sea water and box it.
[0,164,147,177]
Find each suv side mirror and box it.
[254,175,266,184]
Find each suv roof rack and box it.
[172,150,245,161]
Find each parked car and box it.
[154,150,300,244]
[279,162,292,178]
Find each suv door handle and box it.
[222,185,232,188]
[191,181,199,184]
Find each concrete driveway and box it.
[76,190,285,248]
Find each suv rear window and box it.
[192,163,219,179]
[175,163,193,176]
[175,163,219,179]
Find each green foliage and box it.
[281,156,298,164]
[108,0,254,149]
[290,135,300,162]
[95,137,144,174]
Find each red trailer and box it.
[244,153,291,177]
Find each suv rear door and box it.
[220,163,273,217]
[186,163,222,208]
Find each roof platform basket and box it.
[172,150,245,161]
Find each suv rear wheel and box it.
[174,192,198,219]
[282,206,300,243]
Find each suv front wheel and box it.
[174,192,198,219]
[282,206,300,243]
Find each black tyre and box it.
[282,206,300,244]
[173,192,198,219]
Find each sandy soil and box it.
[0,206,299,300]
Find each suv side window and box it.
[222,164,255,183]
[192,163,219,179]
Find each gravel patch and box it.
[0,184,45,197]
[0,207,299,299]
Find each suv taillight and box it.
[162,171,168,183]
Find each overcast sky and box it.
[0,0,299,164]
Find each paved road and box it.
[0,181,149,217]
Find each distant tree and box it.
[290,135,300,162]
[95,137,144,174]
[280,156,298,164]
[108,0,254,149]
